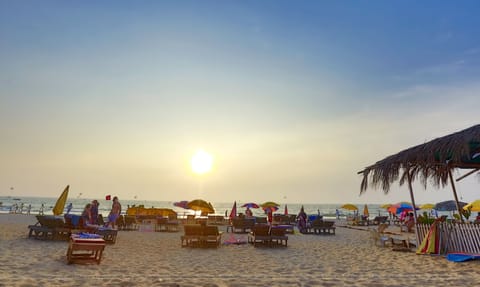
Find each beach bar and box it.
[359,124,480,254]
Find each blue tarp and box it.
[446,253,480,262]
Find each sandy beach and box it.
[1,214,479,287]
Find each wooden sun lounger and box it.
[66,234,106,264]
[201,225,223,248]
[248,225,272,247]
[270,226,288,247]
[28,215,70,241]
[181,224,203,247]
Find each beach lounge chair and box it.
[248,224,271,247]
[166,214,180,232]
[28,215,70,241]
[181,224,203,247]
[123,215,138,231]
[312,220,336,235]
[255,217,268,224]
[155,217,168,232]
[371,229,392,247]
[94,228,118,244]
[230,217,255,233]
[270,226,288,247]
[201,225,223,248]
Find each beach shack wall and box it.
[359,124,480,254]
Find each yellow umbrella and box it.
[463,200,480,212]
[187,199,215,214]
[52,185,69,216]
[420,203,435,210]
[363,204,369,217]
[260,201,280,208]
[341,204,358,211]
[380,203,392,209]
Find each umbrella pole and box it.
[406,169,420,246]
[448,169,465,223]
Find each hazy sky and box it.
[1,1,480,204]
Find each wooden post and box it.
[406,168,420,246]
[448,168,465,223]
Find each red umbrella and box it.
[284,204,288,215]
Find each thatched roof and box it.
[359,124,480,194]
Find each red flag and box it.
[229,201,237,219]
[105,195,111,200]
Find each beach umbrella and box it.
[229,201,237,219]
[261,201,280,208]
[420,203,435,210]
[340,204,358,211]
[187,199,215,214]
[53,185,69,216]
[380,203,392,209]
[463,200,480,212]
[284,204,289,215]
[241,203,259,209]
[173,200,189,209]
[263,206,279,213]
[434,200,467,211]
[363,204,369,217]
[388,202,415,215]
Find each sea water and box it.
[0,195,392,219]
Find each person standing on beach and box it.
[90,200,99,225]
[66,202,73,214]
[81,203,92,226]
[245,207,253,218]
[106,196,121,229]
[297,206,307,233]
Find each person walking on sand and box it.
[106,196,121,229]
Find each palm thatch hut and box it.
[359,124,480,253]
[360,124,480,195]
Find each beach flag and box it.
[229,201,237,219]
[105,195,111,201]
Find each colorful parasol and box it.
[53,185,69,216]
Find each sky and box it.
[1,1,480,204]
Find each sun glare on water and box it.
[191,149,213,175]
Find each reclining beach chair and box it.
[28,215,70,241]
[248,224,271,247]
[201,225,223,248]
[270,226,288,247]
[181,224,202,247]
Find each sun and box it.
[191,149,213,174]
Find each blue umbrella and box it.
[434,200,467,211]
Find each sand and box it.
[1,214,479,287]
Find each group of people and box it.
[79,196,122,229]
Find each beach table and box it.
[66,234,106,264]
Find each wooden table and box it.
[66,235,106,264]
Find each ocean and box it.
[0,195,390,219]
